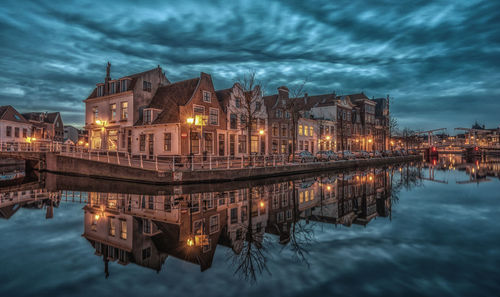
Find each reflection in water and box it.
[1,157,499,284]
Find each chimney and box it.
[277,86,289,100]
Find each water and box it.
[1,155,499,297]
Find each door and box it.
[229,134,235,156]
[218,134,225,156]
[148,133,154,158]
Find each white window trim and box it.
[209,107,219,126]
[202,91,211,103]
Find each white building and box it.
[83,63,169,152]
[216,83,268,156]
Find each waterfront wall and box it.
[44,153,421,185]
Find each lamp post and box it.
[187,117,194,168]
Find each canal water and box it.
[1,155,499,297]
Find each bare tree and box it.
[229,187,269,282]
[232,71,266,160]
[285,80,308,162]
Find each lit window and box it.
[120,220,127,239]
[110,103,116,121]
[298,125,303,136]
[120,102,128,120]
[164,133,171,151]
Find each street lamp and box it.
[187,117,194,168]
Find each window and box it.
[143,81,152,92]
[14,127,19,138]
[240,114,247,125]
[304,126,308,136]
[109,219,116,236]
[304,141,309,151]
[209,215,219,234]
[230,208,238,224]
[194,105,205,116]
[299,140,303,150]
[238,135,247,153]
[6,126,11,137]
[143,219,151,234]
[203,91,211,103]
[204,132,213,154]
[120,80,128,92]
[298,125,303,136]
[93,106,98,122]
[272,124,278,137]
[251,135,258,153]
[191,132,200,154]
[120,220,127,239]
[281,140,287,153]
[281,125,287,137]
[235,98,241,108]
[209,108,219,125]
[310,126,314,136]
[285,112,291,119]
[120,102,128,120]
[97,85,104,97]
[110,103,116,121]
[142,247,151,260]
[22,128,27,138]
[255,101,261,111]
[230,113,237,129]
[109,82,116,94]
[241,206,248,222]
[139,134,146,151]
[276,110,282,118]
[144,109,151,123]
[164,133,171,151]
[148,196,154,209]
[272,139,278,153]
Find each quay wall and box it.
[44,153,422,185]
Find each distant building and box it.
[0,105,32,143]
[22,111,64,142]
[63,125,79,143]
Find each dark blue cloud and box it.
[0,0,499,131]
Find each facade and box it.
[216,83,268,156]
[132,72,227,157]
[84,63,169,152]
[297,118,319,153]
[0,105,32,143]
[264,87,293,155]
[22,112,64,142]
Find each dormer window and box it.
[143,81,152,92]
[235,98,241,108]
[120,79,129,92]
[97,85,104,97]
[144,109,152,123]
[203,91,211,103]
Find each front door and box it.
[218,134,225,156]
[148,133,154,158]
[229,134,235,156]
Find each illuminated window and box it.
[298,125,303,136]
[120,102,128,120]
[120,220,127,240]
[164,133,171,151]
[109,219,116,236]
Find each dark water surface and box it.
[1,155,499,297]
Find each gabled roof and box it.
[135,77,200,125]
[0,105,30,124]
[86,67,168,100]
[215,88,232,113]
[22,112,60,124]
[347,93,370,101]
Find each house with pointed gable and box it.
[132,72,227,157]
[22,112,64,142]
[0,105,32,142]
[84,63,169,152]
[216,83,268,156]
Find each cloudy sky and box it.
[1,0,499,131]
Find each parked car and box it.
[341,150,356,160]
[372,150,382,158]
[354,151,370,159]
[292,151,317,163]
[316,150,338,161]
[382,150,392,157]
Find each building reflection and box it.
[79,167,394,278]
[0,188,60,219]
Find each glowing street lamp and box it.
[186,238,194,247]
[260,200,265,208]
[325,135,331,141]
[259,129,265,135]
[186,117,194,125]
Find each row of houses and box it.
[0,105,64,143]
[84,63,391,157]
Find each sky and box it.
[0,0,499,132]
